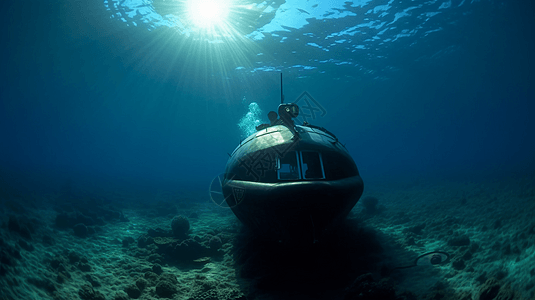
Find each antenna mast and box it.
[280,73,284,104]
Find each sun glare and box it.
[186,0,231,29]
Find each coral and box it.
[171,215,190,237]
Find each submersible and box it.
[221,74,364,243]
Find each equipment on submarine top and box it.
[221,74,364,243]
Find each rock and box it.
[171,215,190,237]
[148,228,172,238]
[113,291,129,300]
[18,239,34,251]
[188,278,243,300]
[152,264,163,275]
[476,272,488,284]
[8,216,32,239]
[122,237,135,247]
[144,271,159,285]
[85,274,101,287]
[448,235,470,247]
[125,284,141,299]
[209,236,222,250]
[396,291,418,300]
[406,223,426,235]
[156,280,177,298]
[461,249,473,260]
[75,213,95,226]
[361,196,379,214]
[147,253,162,263]
[42,234,55,246]
[68,251,82,264]
[57,272,69,284]
[1,243,21,269]
[27,277,57,294]
[87,226,96,235]
[478,278,500,300]
[73,223,88,237]
[137,235,154,248]
[155,273,178,298]
[135,277,148,290]
[159,273,178,284]
[452,258,466,270]
[78,262,92,272]
[78,284,105,300]
[495,284,515,300]
[492,270,507,280]
[55,213,75,229]
[173,239,207,261]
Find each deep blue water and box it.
[1,0,534,194]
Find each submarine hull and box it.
[222,124,364,242]
[223,176,363,242]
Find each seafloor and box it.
[1,175,534,300]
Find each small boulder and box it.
[478,278,500,300]
[73,223,88,238]
[78,284,105,300]
[452,258,466,270]
[113,291,129,300]
[122,237,135,247]
[209,236,222,250]
[135,277,148,290]
[78,262,92,272]
[155,273,178,298]
[361,196,379,215]
[8,216,32,239]
[156,280,177,298]
[152,264,163,275]
[144,271,159,285]
[448,235,470,247]
[124,284,141,299]
[171,215,190,237]
[55,213,75,229]
[18,239,34,251]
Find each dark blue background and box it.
[1,0,534,194]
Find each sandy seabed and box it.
[1,175,534,300]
